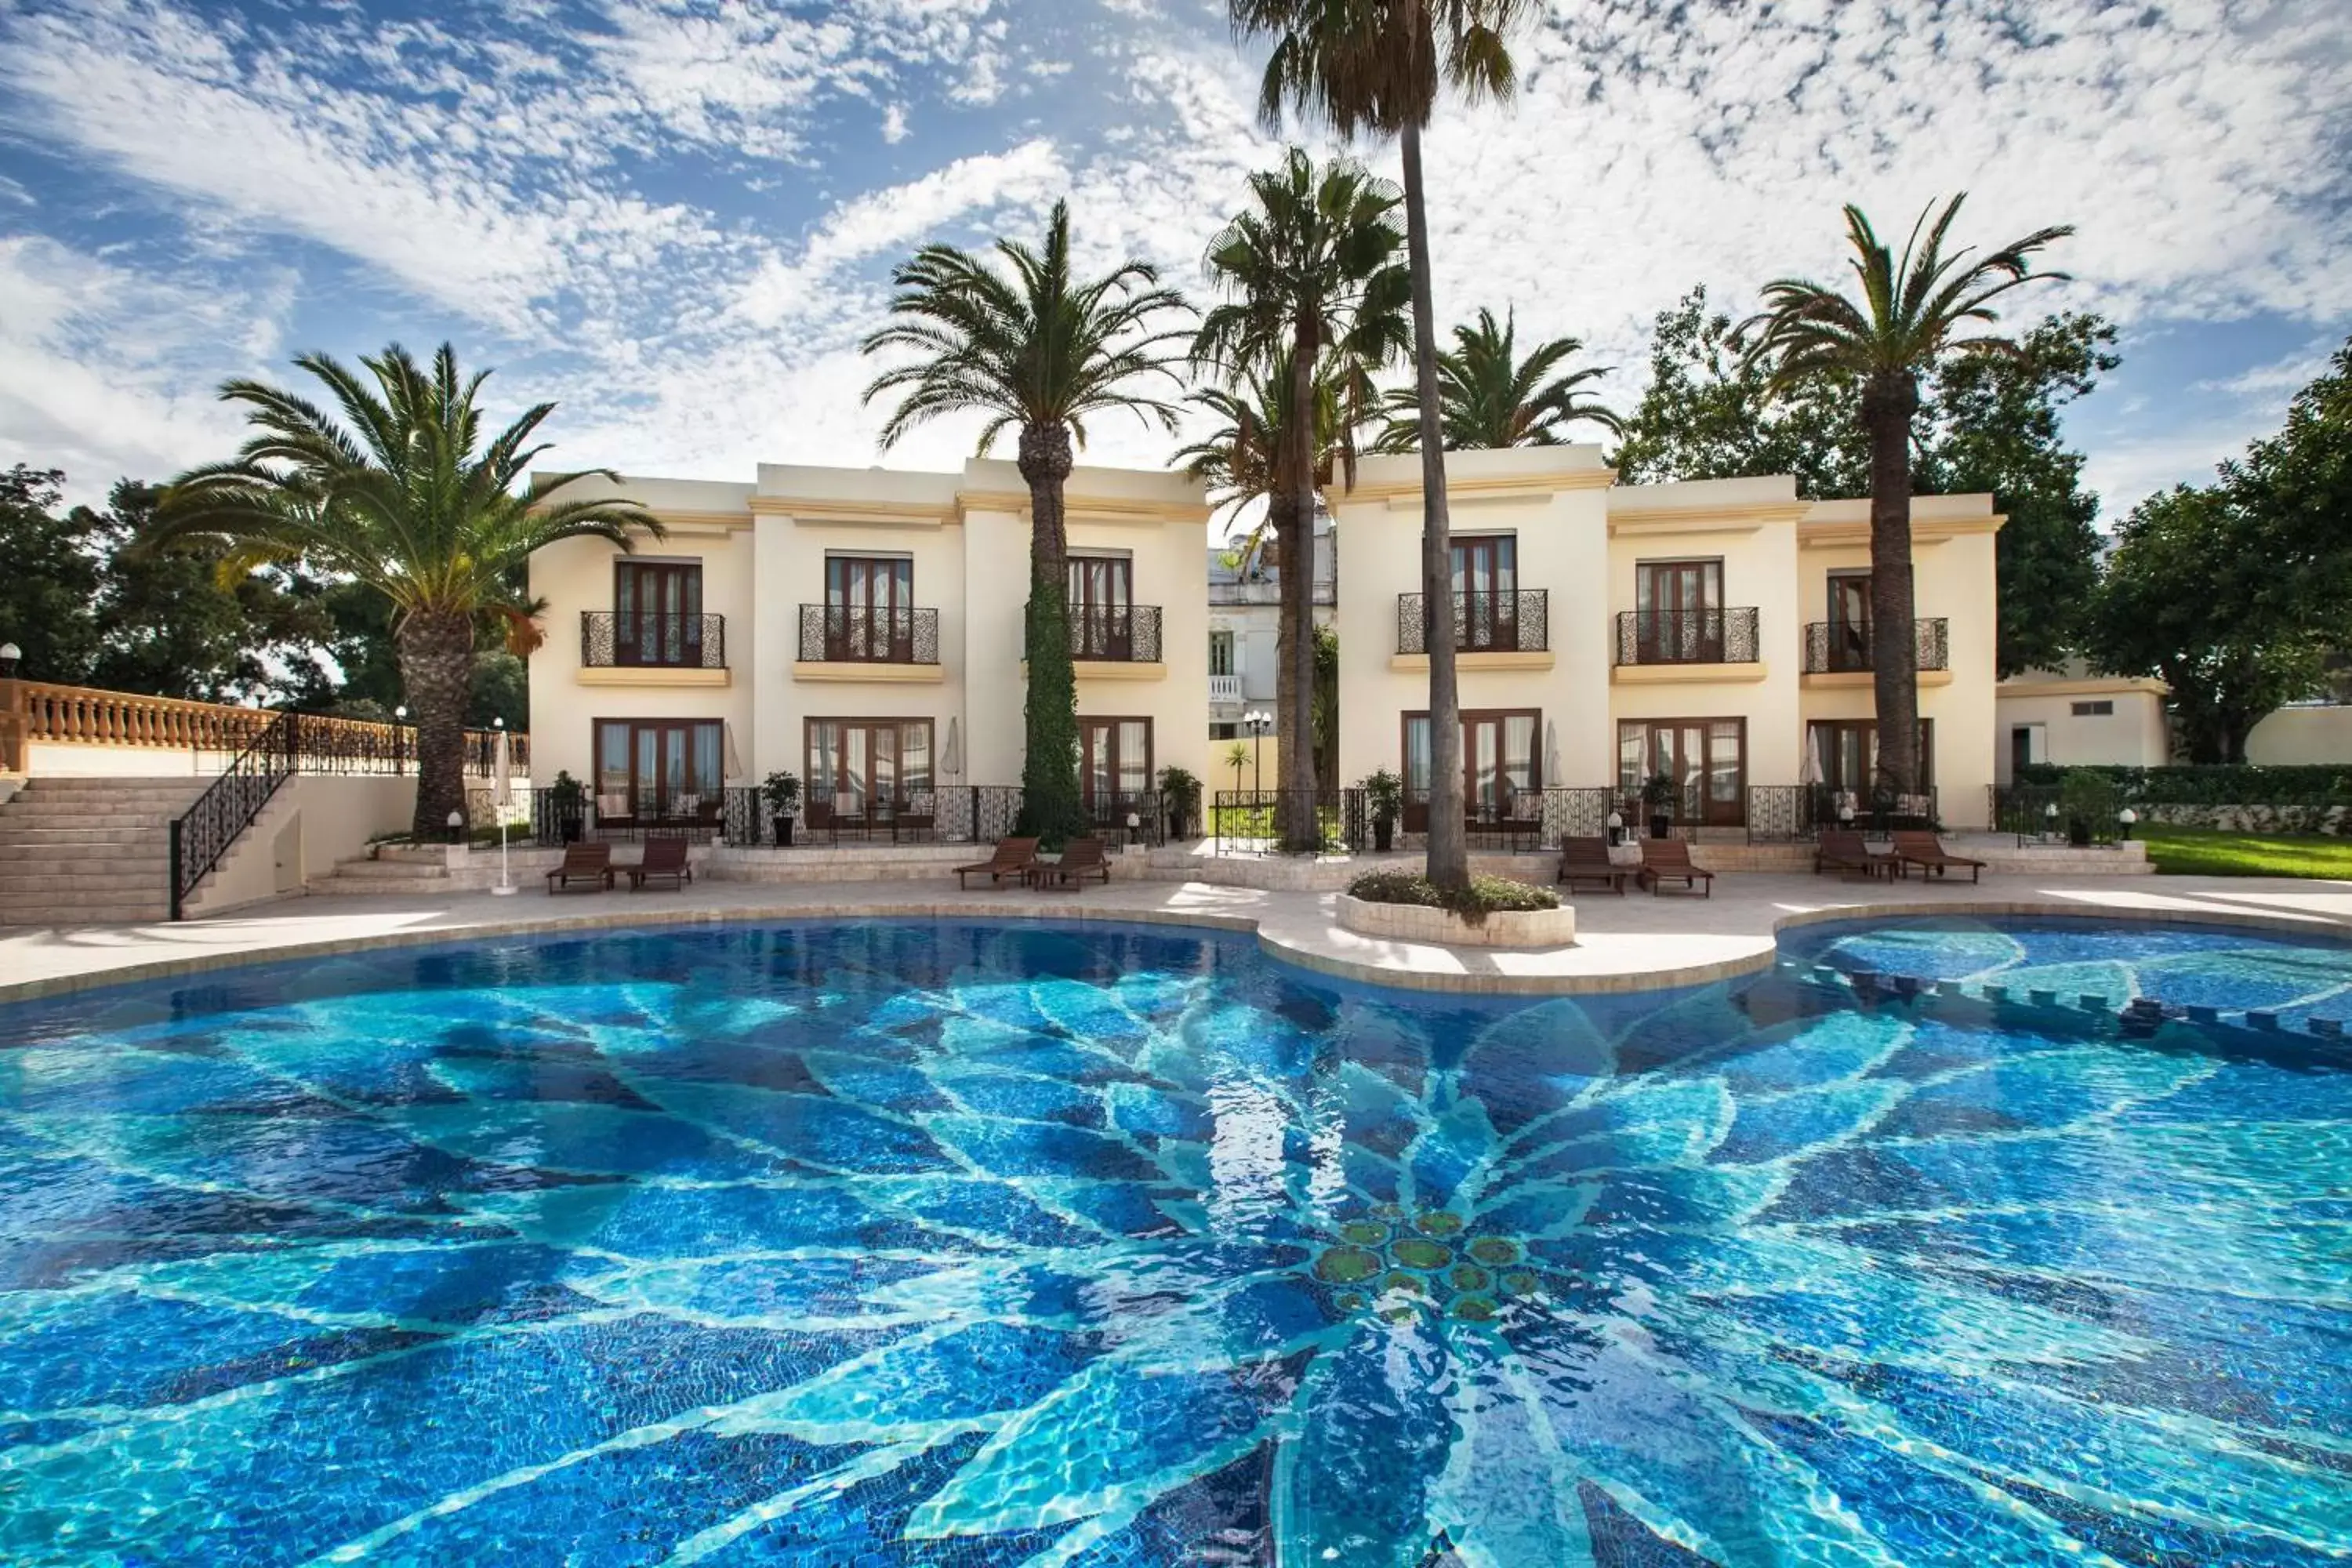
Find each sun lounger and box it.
[955,837,1039,889]
[628,836,692,890]
[1029,837,1110,891]
[1893,829,1986,883]
[1637,837,1715,897]
[1557,835,1629,895]
[1815,829,1898,880]
[546,841,613,894]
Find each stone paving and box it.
[4,868,2350,1006]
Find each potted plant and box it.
[548,770,586,844]
[2058,768,2117,849]
[1157,764,1201,841]
[1362,768,1404,852]
[1641,771,1677,840]
[762,769,802,847]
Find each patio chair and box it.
[1636,837,1715,898]
[954,837,1039,889]
[1029,837,1111,891]
[1815,829,1898,880]
[1557,836,1629,895]
[546,841,614,895]
[1893,829,1987,884]
[894,790,937,843]
[628,836,693,891]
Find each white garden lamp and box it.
[0,641,20,677]
[2119,808,2137,842]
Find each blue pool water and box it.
[1,916,2348,1566]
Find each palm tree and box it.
[143,343,662,839]
[1195,151,1408,845]
[1741,194,2071,795]
[861,200,1189,845]
[1231,0,1533,890]
[1373,307,1621,450]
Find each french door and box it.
[1448,535,1518,650]
[614,562,702,667]
[1827,572,1872,673]
[1403,709,1541,819]
[1078,717,1152,815]
[1807,719,1935,799]
[826,556,915,662]
[805,719,935,815]
[1635,559,1722,663]
[1617,718,1746,827]
[1069,557,1134,660]
[593,719,722,822]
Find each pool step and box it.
[1792,960,2350,1044]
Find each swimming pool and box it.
[1,916,2347,1565]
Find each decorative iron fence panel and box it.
[1993,785,2120,846]
[1613,608,1760,666]
[1213,789,1367,855]
[1802,618,1951,674]
[1745,785,1819,844]
[579,612,726,670]
[1536,787,1617,845]
[1812,786,1940,838]
[797,605,941,665]
[1395,590,1549,655]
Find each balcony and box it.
[579,612,727,684]
[1395,590,1549,656]
[1803,618,1950,676]
[798,604,941,666]
[1027,605,1164,666]
[1209,673,1243,704]
[1613,608,1761,667]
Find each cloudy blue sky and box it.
[0,0,2346,532]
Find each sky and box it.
[0,0,2347,537]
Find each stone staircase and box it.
[0,776,209,925]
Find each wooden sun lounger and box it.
[1637,837,1714,898]
[1815,829,1898,880]
[1893,829,1986,883]
[546,841,614,894]
[1029,837,1111,891]
[1557,836,1629,895]
[628,836,692,890]
[954,837,1039,889]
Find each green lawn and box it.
[2140,824,2352,879]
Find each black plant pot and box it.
[559,815,582,844]
[1650,815,1671,840]
[2067,818,2091,848]
[1374,818,1394,852]
[772,815,796,847]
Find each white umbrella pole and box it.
[492,728,517,896]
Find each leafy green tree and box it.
[143,343,660,837]
[0,466,102,684]
[1374,307,1619,451]
[1232,0,1534,890]
[1740,196,2072,793]
[2226,333,2352,629]
[862,200,1189,846]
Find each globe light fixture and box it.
[2119,807,2137,841]
[0,641,20,678]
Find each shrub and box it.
[1347,869,1559,927]
[2058,768,2120,834]
[2015,762,2352,807]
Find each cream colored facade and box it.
[1993,667,2172,782]
[1330,446,2002,829]
[528,459,1208,822]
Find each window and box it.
[1208,630,1236,677]
[823,554,916,662]
[1632,559,1725,662]
[1617,718,1746,827]
[2071,700,2114,717]
[613,561,704,666]
[805,718,934,815]
[1069,555,1134,659]
[1448,535,1519,650]
[1805,719,1936,800]
[1824,570,1872,673]
[593,719,724,822]
[1079,717,1152,810]
[1403,709,1541,819]
[1209,721,1239,740]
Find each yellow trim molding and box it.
[791,661,947,684]
[1388,650,1558,673]
[1997,676,2169,699]
[959,491,1212,527]
[1611,661,1771,685]
[1345,466,1617,506]
[1802,669,1955,690]
[576,666,731,688]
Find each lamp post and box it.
[1606,810,1624,848]
[394,705,408,776]
[1243,710,1272,795]
[2045,801,2060,843]
[2118,808,2137,842]
[0,642,19,678]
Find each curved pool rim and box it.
[7,891,2352,1010]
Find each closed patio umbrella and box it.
[723,722,745,785]
[941,717,962,782]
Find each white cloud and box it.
[882,103,912,143]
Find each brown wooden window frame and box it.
[1616,716,1748,828]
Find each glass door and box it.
[1828,571,1871,672]
[826,557,913,662]
[1617,718,1745,827]
[1448,536,1517,650]
[1069,557,1134,660]
[615,562,702,666]
[1635,560,1722,662]
[1078,717,1152,818]
[594,719,721,822]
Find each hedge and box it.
[1347,870,1559,927]
[2013,763,2352,807]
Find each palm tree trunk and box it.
[396,608,475,840]
[1864,372,1922,800]
[1401,120,1466,888]
[1280,322,1323,851]
[1018,420,1087,848]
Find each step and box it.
[0,807,186,825]
[321,859,452,881]
[0,856,172,880]
[0,827,166,848]
[0,870,168,894]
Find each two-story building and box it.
[528,459,1209,834]
[1330,445,1999,833]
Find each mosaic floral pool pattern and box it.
[1,918,2349,1565]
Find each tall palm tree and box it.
[1195,150,1407,841]
[1232,0,1533,890]
[1742,194,2071,795]
[143,343,662,839]
[861,200,1189,845]
[1373,306,1621,450]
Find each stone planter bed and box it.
[1336,891,1577,949]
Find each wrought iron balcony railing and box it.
[581,612,726,670]
[1395,589,1549,655]
[1803,618,1950,674]
[1028,604,1163,663]
[798,604,941,664]
[1613,608,1761,666]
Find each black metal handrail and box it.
[1396,590,1548,655]
[798,604,941,664]
[1803,618,1949,674]
[169,711,296,920]
[1614,608,1760,666]
[580,612,726,669]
